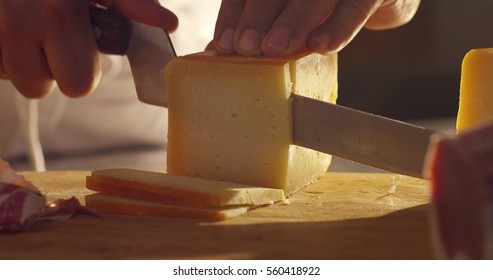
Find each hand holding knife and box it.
[90,4,176,106]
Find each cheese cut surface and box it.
[457,48,493,132]
[85,193,249,221]
[165,51,337,195]
[87,168,284,207]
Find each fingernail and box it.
[265,29,290,51]
[308,33,332,52]
[238,29,260,52]
[217,28,235,51]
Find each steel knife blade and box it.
[292,94,437,178]
[89,5,176,107]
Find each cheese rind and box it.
[165,51,337,195]
[457,48,493,132]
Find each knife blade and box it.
[89,5,176,107]
[292,94,437,178]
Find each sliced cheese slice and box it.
[85,193,248,221]
[165,51,337,195]
[457,48,493,132]
[87,177,204,208]
[87,168,285,207]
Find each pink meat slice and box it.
[0,159,96,232]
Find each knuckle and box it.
[220,0,246,18]
[243,0,279,17]
[241,0,285,27]
[344,0,378,17]
[216,0,245,33]
[0,5,26,41]
[42,1,86,31]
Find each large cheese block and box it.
[457,48,493,132]
[165,51,337,195]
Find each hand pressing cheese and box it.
[165,51,337,195]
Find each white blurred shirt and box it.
[0,0,221,167]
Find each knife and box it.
[89,5,175,107]
[90,6,436,179]
[292,94,437,178]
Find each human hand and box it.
[213,0,420,56]
[0,0,178,98]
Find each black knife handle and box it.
[89,5,131,55]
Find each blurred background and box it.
[338,0,493,120]
[333,0,493,172]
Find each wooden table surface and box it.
[0,171,433,260]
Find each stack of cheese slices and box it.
[85,168,286,221]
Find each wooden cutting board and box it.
[0,171,433,259]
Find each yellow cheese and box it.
[165,51,337,195]
[457,48,493,132]
[88,168,285,207]
[85,193,249,221]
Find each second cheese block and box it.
[165,51,337,195]
[457,48,493,132]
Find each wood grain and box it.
[0,171,433,260]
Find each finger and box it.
[307,0,381,53]
[43,2,101,98]
[232,0,287,55]
[0,2,55,98]
[213,0,246,54]
[365,0,421,30]
[261,0,336,56]
[2,42,55,99]
[110,0,179,32]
